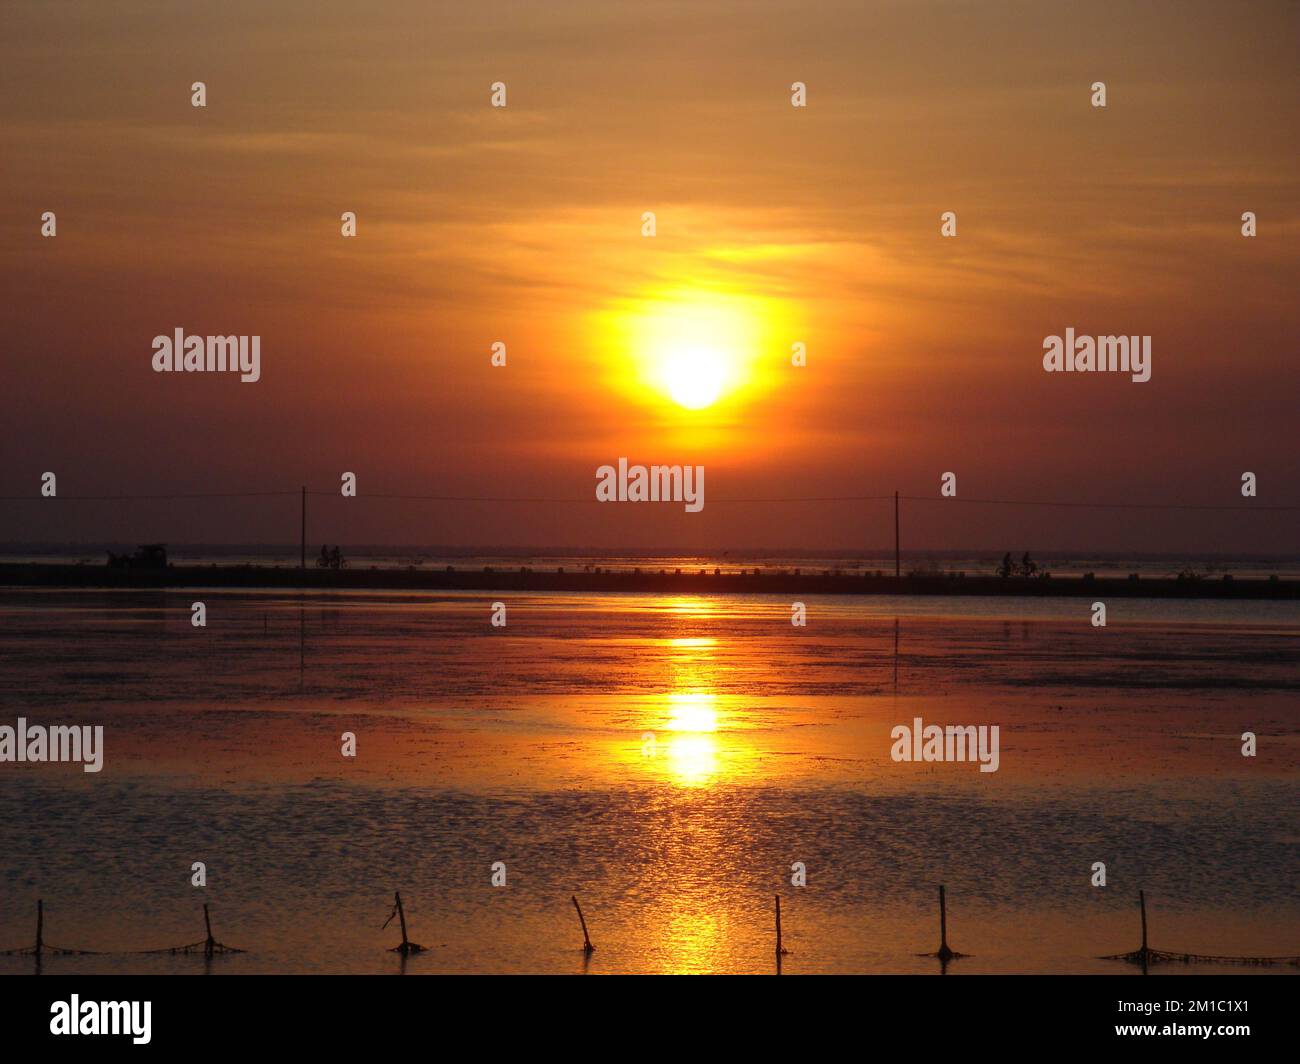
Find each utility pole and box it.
[894,490,900,578]
[300,486,306,570]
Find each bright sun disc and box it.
[596,287,788,417]
[663,347,726,410]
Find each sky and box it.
[2,0,1297,553]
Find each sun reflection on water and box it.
[662,693,718,787]
[654,905,729,974]
[604,599,772,789]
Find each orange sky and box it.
[2,1,1297,552]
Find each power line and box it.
[0,492,296,501]
[310,492,601,503]
[1,489,1295,511]
[307,491,899,503]
[899,495,1300,512]
[312,491,1296,509]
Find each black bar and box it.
[0,973,1288,1051]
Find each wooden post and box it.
[572,895,595,953]
[1139,890,1148,951]
[35,899,44,956]
[203,903,215,958]
[937,884,953,961]
[382,890,422,955]
[395,891,409,950]
[300,487,307,570]
[894,491,900,578]
[775,894,787,956]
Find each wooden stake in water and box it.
[383,890,424,955]
[937,884,954,962]
[396,891,410,951]
[775,894,789,956]
[572,895,595,953]
[35,899,44,957]
[1139,890,1148,951]
[203,903,215,958]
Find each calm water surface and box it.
[0,589,1296,974]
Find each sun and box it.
[595,286,787,417]
[636,298,749,412]
[661,346,727,410]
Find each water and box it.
[0,588,1296,974]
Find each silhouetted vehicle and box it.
[107,543,168,569]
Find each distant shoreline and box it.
[2,563,1296,599]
